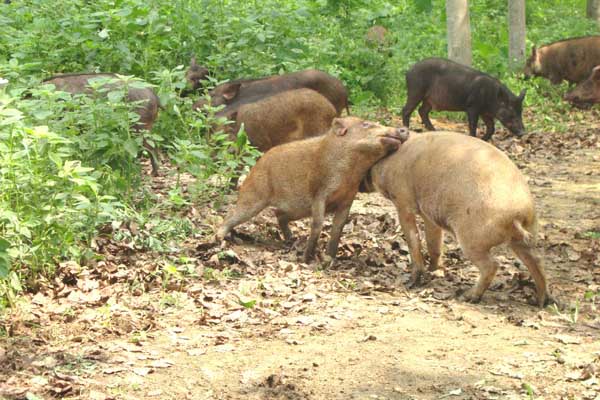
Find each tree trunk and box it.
[508,0,526,69]
[588,0,600,22]
[446,0,472,66]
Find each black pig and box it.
[192,69,349,116]
[402,58,526,141]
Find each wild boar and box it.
[524,36,600,84]
[216,117,409,262]
[402,58,526,141]
[184,57,209,93]
[365,25,389,47]
[43,73,161,176]
[193,69,349,116]
[365,132,552,307]
[218,89,337,152]
[564,65,600,108]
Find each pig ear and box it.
[227,110,238,121]
[518,89,527,102]
[531,46,536,56]
[222,83,241,101]
[332,118,349,136]
[591,66,600,81]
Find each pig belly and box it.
[425,94,463,112]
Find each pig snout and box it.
[380,129,408,150]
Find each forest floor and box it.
[1,111,599,400]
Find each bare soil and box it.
[1,116,599,400]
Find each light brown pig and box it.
[219,89,337,152]
[216,117,409,262]
[366,132,552,307]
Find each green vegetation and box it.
[0,0,597,307]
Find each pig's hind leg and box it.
[510,240,552,307]
[401,94,422,129]
[216,198,268,241]
[418,101,435,131]
[423,217,443,272]
[458,243,498,303]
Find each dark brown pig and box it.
[365,132,553,307]
[219,89,336,152]
[216,117,409,262]
[524,36,600,84]
[564,65,600,108]
[402,58,526,141]
[184,57,209,93]
[43,73,161,176]
[193,69,349,116]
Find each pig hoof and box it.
[460,289,482,304]
[542,293,559,309]
[407,272,423,288]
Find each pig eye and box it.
[361,122,372,128]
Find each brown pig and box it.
[219,89,337,152]
[184,57,210,93]
[524,36,600,84]
[193,69,349,115]
[564,65,600,108]
[43,73,161,176]
[365,132,552,307]
[216,117,409,262]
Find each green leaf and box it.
[0,238,11,279]
[124,139,139,158]
[239,299,256,309]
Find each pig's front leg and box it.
[304,197,326,263]
[326,202,352,258]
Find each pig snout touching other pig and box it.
[367,132,553,307]
[564,66,600,109]
[216,118,409,263]
[402,58,526,141]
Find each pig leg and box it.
[401,97,421,128]
[510,240,551,307]
[418,102,435,131]
[459,245,498,303]
[466,110,480,137]
[396,208,426,287]
[481,115,495,141]
[423,217,443,272]
[275,210,294,242]
[143,139,160,177]
[304,198,326,263]
[216,197,268,241]
[326,203,352,258]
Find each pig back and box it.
[235,88,336,151]
[372,132,534,228]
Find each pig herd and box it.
[39,35,600,308]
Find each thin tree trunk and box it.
[588,0,600,22]
[446,0,472,66]
[508,0,526,69]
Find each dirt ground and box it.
[1,115,599,400]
